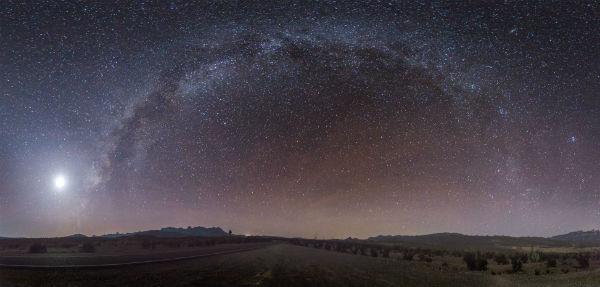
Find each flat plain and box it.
[2,243,600,287]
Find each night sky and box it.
[1,1,600,238]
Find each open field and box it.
[0,243,269,267]
[3,243,600,287]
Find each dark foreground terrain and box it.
[0,243,267,267]
[3,244,600,287]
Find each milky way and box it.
[1,1,600,238]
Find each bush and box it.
[29,243,47,253]
[520,253,529,263]
[80,242,96,253]
[463,252,488,271]
[546,258,557,268]
[494,253,508,265]
[534,269,541,276]
[370,248,379,257]
[382,248,390,258]
[510,256,523,273]
[576,254,590,269]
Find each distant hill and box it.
[552,230,600,244]
[102,226,228,238]
[368,232,571,250]
[65,234,88,238]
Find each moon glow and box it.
[53,175,67,191]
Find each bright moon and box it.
[53,175,67,190]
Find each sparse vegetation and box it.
[6,234,600,287]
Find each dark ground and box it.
[0,244,488,287]
[2,244,600,287]
[0,243,267,267]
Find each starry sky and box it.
[1,1,600,239]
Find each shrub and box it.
[534,269,540,276]
[510,256,523,273]
[382,248,390,258]
[494,253,508,265]
[520,253,529,263]
[80,242,96,253]
[576,254,590,269]
[463,253,476,269]
[546,258,557,268]
[403,251,415,261]
[370,248,379,257]
[29,243,47,253]
[463,252,488,271]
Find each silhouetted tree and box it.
[228,230,232,236]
